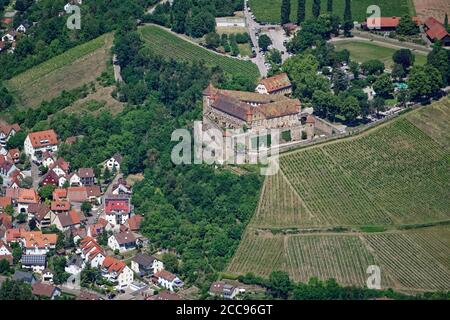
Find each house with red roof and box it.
[101,256,134,289]
[256,73,292,95]
[127,215,143,231]
[362,16,421,32]
[24,130,59,163]
[0,122,20,148]
[32,283,61,299]
[154,270,184,292]
[53,209,86,232]
[0,240,13,265]
[108,231,136,252]
[424,17,450,46]
[79,237,105,268]
[104,194,132,226]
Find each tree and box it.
[361,59,385,75]
[5,205,14,217]
[0,279,34,300]
[0,259,10,275]
[397,15,419,36]
[268,271,292,299]
[103,167,111,183]
[332,69,349,93]
[340,95,361,122]
[343,0,352,36]
[427,43,450,85]
[81,201,92,217]
[373,73,394,98]
[258,34,272,51]
[38,185,56,201]
[171,0,191,34]
[391,63,406,80]
[281,0,291,25]
[189,11,216,38]
[371,96,386,116]
[312,90,339,119]
[205,32,220,49]
[268,49,282,65]
[312,0,321,18]
[162,253,179,273]
[327,0,333,12]
[349,61,360,79]
[393,49,415,70]
[12,246,22,265]
[407,65,443,101]
[297,0,306,24]
[6,131,26,150]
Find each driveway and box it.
[244,2,267,77]
[265,27,290,63]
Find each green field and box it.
[6,33,113,108]
[248,0,415,24]
[228,98,450,292]
[333,40,427,68]
[139,25,260,81]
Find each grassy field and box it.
[228,98,450,292]
[6,33,113,108]
[248,0,415,24]
[333,40,427,68]
[139,25,260,81]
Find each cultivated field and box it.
[6,33,113,108]
[229,98,450,292]
[333,40,427,68]
[413,0,450,23]
[139,25,260,82]
[248,0,414,24]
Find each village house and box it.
[209,281,240,299]
[362,16,421,32]
[77,291,101,300]
[147,291,182,300]
[131,253,164,276]
[0,240,13,265]
[20,231,58,255]
[28,203,53,229]
[104,194,132,226]
[424,17,450,46]
[49,158,70,176]
[1,29,16,42]
[108,231,136,252]
[13,270,36,285]
[0,196,12,212]
[41,151,55,168]
[7,170,24,189]
[21,254,47,273]
[53,209,86,232]
[256,73,292,95]
[24,130,59,163]
[8,148,20,163]
[6,188,40,214]
[32,282,61,299]
[16,21,31,33]
[154,270,184,292]
[67,186,102,206]
[65,254,85,275]
[67,172,82,187]
[78,168,95,185]
[111,178,132,195]
[42,269,54,283]
[51,200,70,214]
[87,218,110,238]
[53,188,68,201]
[127,215,143,232]
[101,256,134,290]
[79,237,105,268]
[0,122,20,147]
[104,153,123,172]
[0,154,16,179]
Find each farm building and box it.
[216,17,246,28]
[424,17,450,46]
[362,16,421,31]
[256,73,292,95]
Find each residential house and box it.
[49,158,70,177]
[32,283,61,299]
[0,122,20,147]
[0,154,16,179]
[209,281,239,299]
[41,170,60,187]
[21,231,57,255]
[42,151,55,168]
[424,17,450,46]
[154,270,184,292]
[127,215,143,232]
[362,16,421,31]
[108,231,136,252]
[8,170,24,189]
[104,153,122,172]
[147,291,182,300]
[101,256,134,290]
[51,200,70,214]
[68,172,81,187]
[131,253,164,276]
[16,21,31,33]
[8,148,20,163]
[24,130,59,163]
[87,218,110,238]
[0,240,12,264]
[21,254,46,273]
[0,196,12,212]
[0,213,12,231]
[42,269,54,283]
[65,254,85,275]
[53,209,86,232]
[1,29,16,42]
[12,270,36,285]
[52,188,68,201]
[29,203,53,229]
[78,168,95,185]
[111,178,132,195]
[79,237,105,268]
[256,73,292,95]
[104,194,131,226]
[67,186,102,206]
[77,291,101,300]
[6,188,40,214]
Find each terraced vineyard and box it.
[6,33,113,108]
[139,25,260,82]
[229,98,450,293]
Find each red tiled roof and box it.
[52,188,67,201]
[32,283,57,298]
[0,214,12,229]
[51,200,70,211]
[0,123,20,136]
[0,197,12,209]
[259,73,292,93]
[102,256,126,274]
[128,215,143,231]
[425,17,450,41]
[27,130,58,148]
[154,270,177,282]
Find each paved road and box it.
[244,2,267,77]
[31,162,40,190]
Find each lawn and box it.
[5,33,113,109]
[333,40,427,68]
[139,25,260,82]
[248,0,415,24]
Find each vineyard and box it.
[6,33,113,108]
[139,25,260,83]
[229,99,450,292]
[248,0,414,24]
